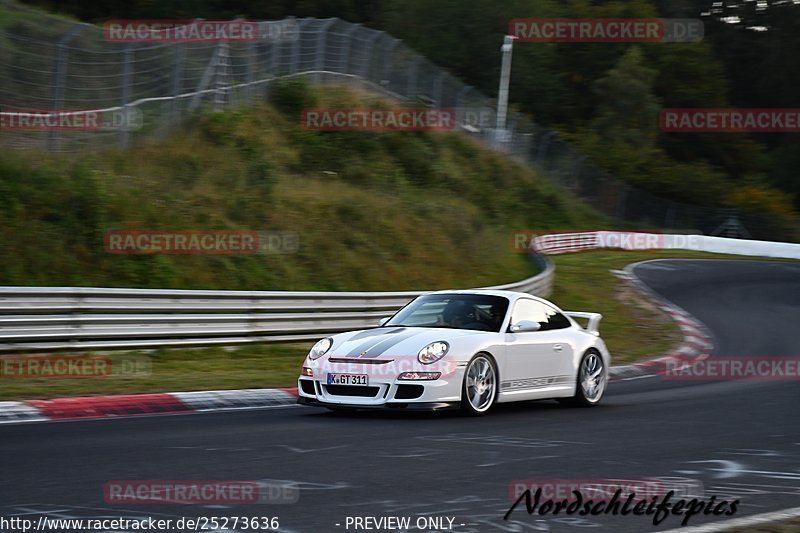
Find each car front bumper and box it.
[296,395,460,411]
[296,360,464,410]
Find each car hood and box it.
[327,326,484,359]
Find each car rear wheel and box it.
[559,349,606,407]
[461,354,497,416]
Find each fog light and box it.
[302,366,313,376]
[398,371,441,381]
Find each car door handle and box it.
[552,344,563,352]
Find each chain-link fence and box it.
[0,15,491,151]
[514,125,800,241]
[0,5,796,240]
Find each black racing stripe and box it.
[359,329,429,358]
[344,328,407,357]
[346,327,405,342]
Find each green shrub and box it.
[268,78,318,121]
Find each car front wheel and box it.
[461,353,497,416]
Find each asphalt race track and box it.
[1,260,799,533]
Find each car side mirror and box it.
[377,317,390,327]
[509,320,541,333]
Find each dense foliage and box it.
[0,83,603,288]
[22,0,800,214]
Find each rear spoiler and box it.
[564,312,602,336]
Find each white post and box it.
[495,35,515,145]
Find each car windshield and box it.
[385,294,509,332]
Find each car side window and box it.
[543,305,571,330]
[510,299,549,331]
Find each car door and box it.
[500,298,574,400]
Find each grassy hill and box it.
[0,82,606,290]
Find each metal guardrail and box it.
[525,231,800,259]
[0,259,554,352]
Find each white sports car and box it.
[297,289,610,415]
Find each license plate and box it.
[327,373,369,386]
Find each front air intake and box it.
[394,385,424,400]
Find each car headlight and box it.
[418,341,449,364]
[308,338,332,360]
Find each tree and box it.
[591,46,660,155]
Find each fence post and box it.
[712,209,750,239]
[665,202,677,228]
[381,38,400,86]
[213,42,230,112]
[570,155,586,192]
[432,73,445,107]
[338,23,359,74]
[49,23,88,151]
[362,30,384,81]
[616,187,628,220]
[120,44,134,148]
[289,19,305,74]
[189,45,223,112]
[269,26,282,75]
[456,85,472,109]
[406,57,420,99]
[536,131,555,164]
[246,41,256,103]
[455,86,473,130]
[314,19,337,83]
[170,44,184,126]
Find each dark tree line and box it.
[20,0,800,215]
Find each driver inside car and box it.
[439,300,472,329]
[485,302,505,331]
